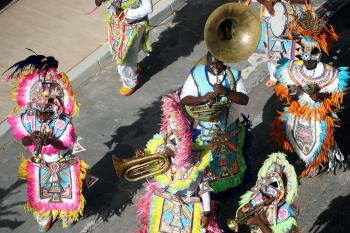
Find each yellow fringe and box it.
[18,153,29,180]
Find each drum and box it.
[270,1,295,38]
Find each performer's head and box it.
[160,93,192,166]
[300,36,321,70]
[207,52,224,75]
[4,53,79,118]
[252,153,298,206]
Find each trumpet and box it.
[227,203,266,232]
[112,153,170,182]
[31,123,48,164]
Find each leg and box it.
[36,214,53,232]
[118,26,145,96]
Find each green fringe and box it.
[210,123,246,192]
[270,216,297,233]
[210,171,244,192]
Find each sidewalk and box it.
[0,0,181,128]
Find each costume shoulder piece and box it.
[287,60,338,89]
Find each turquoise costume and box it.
[189,65,247,192]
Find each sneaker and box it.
[38,221,53,232]
[119,86,136,96]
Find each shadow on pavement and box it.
[0,180,26,230]
[309,194,350,233]
[0,0,14,11]
[82,98,162,222]
[138,0,236,88]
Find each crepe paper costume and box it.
[136,93,222,233]
[4,55,87,231]
[237,152,299,233]
[181,63,251,192]
[272,7,347,176]
[273,56,349,176]
[105,0,152,92]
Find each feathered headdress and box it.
[3,53,79,117]
[293,3,339,54]
[160,93,192,166]
[256,152,298,205]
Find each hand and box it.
[95,0,103,7]
[263,0,275,16]
[32,131,42,145]
[247,214,263,227]
[200,215,210,228]
[213,83,228,96]
[164,146,175,157]
[42,135,49,146]
[201,92,217,103]
[265,80,277,87]
[135,149,145,158]
[242,203,253,213]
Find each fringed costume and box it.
[237,152,299,233]
[136,93,222,233]
[4,55,87,232]
[103,0,152,95]
[272,7,348,177]
[181,59,250,193]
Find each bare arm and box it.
[226,91,249,105]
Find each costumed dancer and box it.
[95,0,152,96]
[228,152,299,233]
[135,93,222,233]
[245,0,309,87]
[180,3,261,192]
[272,7,349,176]
[181,52,250,193]
[5,55,87,232]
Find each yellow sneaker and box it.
[119,86,136,96]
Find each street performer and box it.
[95,0,152,96]
[245,0,310,87]
[135,93,222,233]
[272,7,349,176]
[180,52,250,192]
[180,2,261,192]
[5,55,87,232]
[229,152,299,233]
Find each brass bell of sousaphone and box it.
[185,3,261,121]
[204,2,261,63]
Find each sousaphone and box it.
[185,3,261,121]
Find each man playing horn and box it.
[5,55,87,232]
[180,52,251,192]
[95,0,152,96]
[272,8,349,176]
[232,152,299,233]
[136,93,222,233]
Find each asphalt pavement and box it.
[0,0,350,233]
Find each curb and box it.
[0,0,188,139]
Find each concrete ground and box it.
[0,0,350,233]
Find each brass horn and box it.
[204,2,261,63]
[112,154,170,182]
[227,203,266,232]
[185,3,261,121]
